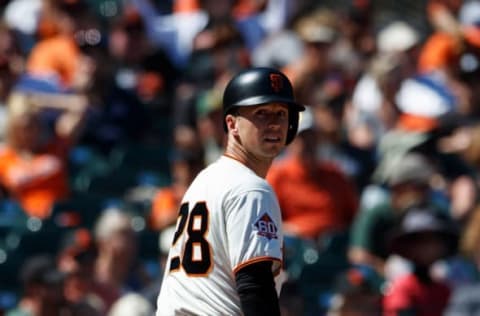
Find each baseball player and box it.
[156,67,305,315]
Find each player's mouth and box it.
[264,135,282,143]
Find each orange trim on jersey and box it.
[233,257,282,275]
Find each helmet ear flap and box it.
[286,109,299,145]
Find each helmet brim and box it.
[230,95,306,112]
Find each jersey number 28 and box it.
[169,201,212,276]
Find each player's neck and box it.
[224,146,272,178]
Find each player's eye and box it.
[254,109,268,117]
[276,110,287,118]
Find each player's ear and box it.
[225,114,239,135]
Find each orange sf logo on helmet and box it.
[269,73,283,93]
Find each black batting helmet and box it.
[222,67,305,145]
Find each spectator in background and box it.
[0,91,88,218]
[455,0,480,116]
[419,0,474,76]
[374,73,477,221]
[130,0,209,69]
[76,5,161,152]
[283,8,338,94]
[251,27,305,70]
[232,0,296,53]
[6,254,71,316]
[267,106,358,241]
[327,1,376,89]
[26,0,98,92]
[346,20,422,169]
[169,0,250,92]
[56,228,103,316]
[95,4,167,144]
[308,76,376,192]
[417,0,480,117]
[348,152,444,276]
[93,207,151,314]
[383,205,459,316]
[133,0,293,69]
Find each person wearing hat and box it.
[281,8,338,89]
[0,90,89,219]
[383,205,459,316]
[368,71,478,223]
[156,67,305,315]
[348,152,447,276]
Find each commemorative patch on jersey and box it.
[253,212,278,240]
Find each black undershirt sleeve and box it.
[235,261,281,316]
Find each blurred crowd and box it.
[2,0,480,315]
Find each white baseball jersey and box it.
[156,155,284,315]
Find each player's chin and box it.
[261,141,285,156]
